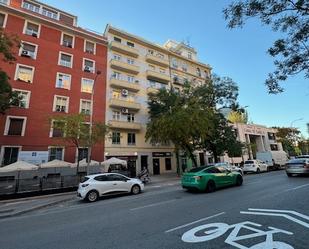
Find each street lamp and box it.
[86,70,102,174]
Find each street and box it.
[0,171,308,249]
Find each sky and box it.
[43,0,308,137]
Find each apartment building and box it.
[0,0,107,165]
[104,25,211,175]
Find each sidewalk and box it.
[0,173,181,219]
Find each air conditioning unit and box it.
[84,66,91,73]
[121,108,129,114]
[121,89,129,96]
[21,50,31,57]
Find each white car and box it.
[77,173,144,202]
[215,162,243,175]
[243,160,268,173]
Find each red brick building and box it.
[0,0,107,165]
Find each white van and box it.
[256,151,288,170]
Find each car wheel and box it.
[236,175,243,186]
[86,190,99,202]
[131,184,141,195]
[206,180,216,193]
[286,173,292,177]
[256,168,260,173]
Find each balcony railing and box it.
[59,60,72,68]
[108,120,142,131]
[22,2,59,20]
[110,77,140,92]
[145,54,169,68]
[146,70,170,83]
[109,98,141,110]
[110,59,139,75]
[110,41,139,58]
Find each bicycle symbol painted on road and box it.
[182,221,294,249]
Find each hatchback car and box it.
[77,173,144,202]
[285,158,309,177]
[243,160,268,173]
[181,165,243,192]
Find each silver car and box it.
[286,158,309,177]
[215,162,243,176]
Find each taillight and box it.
[304,163,309,169]
[81,183,89,187]
[193,176,202,181]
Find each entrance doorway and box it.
[141,155,148,170]
[128,160,136,178]
[199,153,205,166]
[165,158,171,171]
[153,158,160,175]
[3,147,19,166]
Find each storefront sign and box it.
[244,125,265,135]
[152,152,172,157]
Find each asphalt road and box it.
[0,170,308,249]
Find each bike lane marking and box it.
[284,183,309,191]
[130,199,175,211]
[165,212,225,233]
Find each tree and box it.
[224,1,309,94]
[298,138,309,155]
[0,30,20,113]
[273,126,300,156]
[228,110,248,123]
[146,75,240,170]
[52,114,108,174]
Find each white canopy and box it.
[101,157,127,167]
[40,160,73,168]
[0,161,39,172]
[72,159,100,167]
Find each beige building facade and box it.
[104,25,211,175]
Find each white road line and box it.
[240,211,309,228]
[248,208,309,221]
[165,212,225,233]
[130,199,175,211]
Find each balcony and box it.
[146,87,159,95]
[146,70,170,84]
[145,54,169,68]
[110,41,139,58]
[109,98,141,110]
[110,59,140,75]
[108,120,142,131]
[110,78,140,92]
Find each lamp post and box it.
[86,70,101,175]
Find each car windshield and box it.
[244,160,254,164]
[296,155,309,159]
[188,166,209,173]
[288,159,306,164]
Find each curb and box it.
[0,196,75,219]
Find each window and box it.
[112,72,121,80]
[53,95,69,113]
[22,1,40,13]
[56,73,71,89]
[15,64,34,83]
[127,133,136,145]
[268,132,276,140]
[188,52,192,59]
[78,148,88,161]
[83,59,95,73]
[94,175,109,181]
[48,147,63,161]
[204,70,210,78]
[127,58,134,65]
[127,113,134,122]
[112,132,121,144]
[172,58,178,68]
[85,40,95,54]
[61,33,74,48]
[113,54,121,61]
[182,63,188,72]
[112,111,120,120]
[59,52,73,68]
[2,147,19,166]
[12,89,30,108]
[127,41,134,47]
[196,68,201,77]
[51,121,64,137]
[42,7,58,19]
[0,13,7,28]
[270,144,279,151]
[20,42,37,59]
[80,100,92,115]
[114,37,121,43]
[148,49,154,55]
[24,21,40,37]
[127,75,134,83]
[81,78,94,93]
[4,116,26,136]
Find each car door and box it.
[93,175,114,195]
[257,160,267,171]
[216,166,234,186]
[109,174,131,192]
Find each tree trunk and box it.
[175,148,180,176]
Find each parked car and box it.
[77,173,144,202]
[296,155,309,159]
[243,160,268,174]
[285,158,309,177]
[181,165,243,192]
[215,162,243,176]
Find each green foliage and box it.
[228,110,248,124]
[0,29,20,114]
[146,75,240,167]
[224,0,309,94]
[273,126,300,156]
